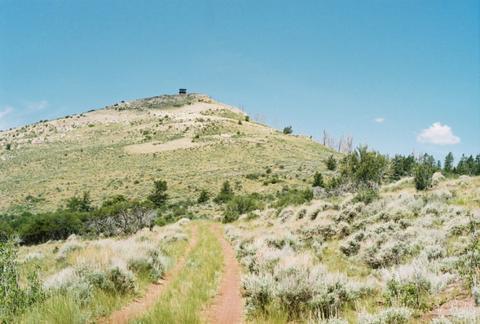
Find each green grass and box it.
[134,222,223,324]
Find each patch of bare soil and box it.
[99,225,199,324]
[423,283,477,322]
[124,137,207,154]
[205,223,244,324]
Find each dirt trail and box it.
[205,224,244,324]
[100,225,199,324]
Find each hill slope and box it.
[0,93,336,213]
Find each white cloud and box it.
[374,117,385,123]
[27,100,48,111]
[0,106,13,119]
[417,122,460,145]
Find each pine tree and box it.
[444,152,454,174]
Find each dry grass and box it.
[0,94,336,213]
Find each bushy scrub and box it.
[243,259,370,319]
[381,259,455,309]
[313,172,325,188]
[223,194,264,223]
[340,146,388,187]
[385,277,431,309]
[197,190,210,203]
[214,181,234,203]
[359,307,411,324]
[90,199,157,236]
[1,240,44,322]
[326,155,337,171]
[414,163,433,190]
[147,180,168,207]
[353,188,379,205]
[274,187,313,208]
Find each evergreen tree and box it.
[444,152,454,174]
[214,181,234,203]
[312,172,324,188]
[326,155,337,171]
[148,180,168,207]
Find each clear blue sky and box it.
[1,0,479,160]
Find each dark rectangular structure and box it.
[179,88,187,95]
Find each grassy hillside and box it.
[0,93,337,213]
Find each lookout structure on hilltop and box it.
[179,88,187,95]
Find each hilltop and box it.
[0,93,336,213]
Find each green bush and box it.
[19,211,85,245]
[385,278,431,309]
[214,181,234,204]
[282,126,293,134]
[274,188,313,208]
[353,188,379,204]
[148,180,168,207]
[326,155,337,171]
[0,240,44,322]
[223,194,264,223]
[197,190,210,204]
[340,146,388,186]
[414,163,433,191]
[312,172,324,188]
[66,192,93,212]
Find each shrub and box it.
[148,180,168,207]
[340,146,388,186]
[66,192,93,212]
[274,188,313,208]
[243,273,275,312]
[283,126,293,134]
[473,285,480,306]
[128,250,169,281]
[385,278,431,309]
[90,200,156,236]
[312,172,324,188]
[353,188,379,205]
[5,143,11,151]
[19,211,84,245]
[214,181,234,204]
[326,155,337,171]
[245,115,250,122]
[197,190,210,204]
[106,264,136,294]
[359,307,411,324]
[223,195,264,223]
[0,240,44,322]
[414,163,433,191]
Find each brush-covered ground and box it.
[0,93,336,214]
[4,175,479,324]
[226,175,480,323]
